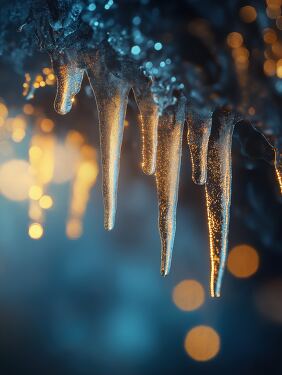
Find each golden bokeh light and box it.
[239,6,257,23]
[28,222,44,240]
[23,104,34,115]
[28,202,43,221]
[29,185,43,200]
[29,134,55,185]
[52,143,81,184]
[276,59,282,78]
[66,218,83,239]
[39,195,53,209]
[227,32,243,49]
[264,59,276,76]
[263,28,277,44]
[12,127,26,143]
[266,0,282,6]
[227,244,259,278]
[40,118,54,133]
[266,5,281,19]
[0,102,8,118]
[172,280,205,311]
[184,326,220,362]
[0,159,34,201]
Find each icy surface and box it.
[156,96,186,276]
[205,108,237,297]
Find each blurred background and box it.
[0,0,282,374]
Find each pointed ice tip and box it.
[210,279,222,298]
[160,267,169,277]
[160,249,172,277]
[54,101,72,115]
[104,216,115,231]
[192,174,206,186]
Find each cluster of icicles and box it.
[49,44,280,298]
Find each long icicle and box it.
[85,52,130,230]
[187,110,212,185]
[274,148,282,195]
[156,95,186,276]
[133,80,159,175]
[52,55,84,115]
[205,107,237,297]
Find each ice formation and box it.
[1,0,281,296]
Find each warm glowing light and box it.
[248,106,256,116]
[267,0,282,6]
[0,160,33,201]
[12,128,26,142]
[172,280,205,311]
[39,195,53,209]
[28,202,43,221]
[47,73,55,81]
[227,244,259,278]
[263,29,277,44]
[276,59,282,77]
[53,143,81,184]
[0,102,8,118]
[28,223,44,239]
[272,42,282,57]
[43,67,52,75]
[40,118,54,133]
[227,32,243,49]
[23,103,34,115]
[184,326,220,361]
[29,185,43,200]
[29,134,55,185]
[66,218,82,239]
[239,6,257,23]
[29,145,43,160]
[266,5,281,19]
[264,59,276,76]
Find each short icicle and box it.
[156,95,186,276]
[52,53,84,115]
[85,51,131,230]
[187,109,212,185]
[133,79,159,175]
[205,106,237,297]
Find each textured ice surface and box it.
[275,149,282,195]
[205,107,237,297]
[2,0,280,296]
[187,109,212,185]
[156,96,186,276]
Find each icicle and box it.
[156,95,186,276]
[133,80,159,175]
[85,52,131,230]
[187,110,212,185]
[205,107,237,297]
[52,55,84,115]
[274,148,282,195]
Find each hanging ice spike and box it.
[49,44,269,297]
[156,95,186,276]
[52,52,84,115]
[205,107,237,297]
[187,109,212,185]
[85,50,131,230]
[133,80,159,175]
